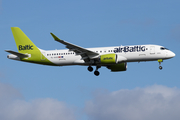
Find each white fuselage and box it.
[40,44,175,66]
[7,27,176,76]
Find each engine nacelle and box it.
[107,62,127,72]
[100,54,117,64]
[100,53,127,64]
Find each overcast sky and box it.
[0,0,180,120]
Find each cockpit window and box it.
[160,47,169,50]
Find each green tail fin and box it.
[11,27,39,54]
[10,27,55,66]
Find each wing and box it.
[50,33,99,62]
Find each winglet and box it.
[50,33,62,41]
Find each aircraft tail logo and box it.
[11,27,38,54]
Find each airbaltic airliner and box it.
[6,27,175,76]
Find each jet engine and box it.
[107,62,127,72]
[100,53,127,64]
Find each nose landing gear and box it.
[159,66,162,70]
[158,59,163,70]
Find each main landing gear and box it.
[88,66,93,72]
[158,59,163,70]
[88,66,101,76]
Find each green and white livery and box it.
[6,27,175,76]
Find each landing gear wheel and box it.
[159,66,163,70]
[94,71,100,76]
[158,59,163,70]
[88,66,93,72]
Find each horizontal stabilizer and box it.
[5,50,28,58]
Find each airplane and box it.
[5,27,175,76]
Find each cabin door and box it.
[150,46,155,54]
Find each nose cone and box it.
[168,51,176,58]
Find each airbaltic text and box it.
[19,45,33,51]
[114,46,145,53]
[103,57,113,60]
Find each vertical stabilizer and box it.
[10,27,55,65]
[11,27,39,54]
